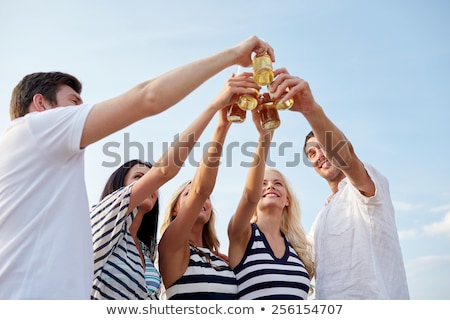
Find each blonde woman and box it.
[158,73,260,299]
[227,110,314,300]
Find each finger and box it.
[265,45,275,62]
[273,68,288,77]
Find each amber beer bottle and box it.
[275,96,294,110]
[227,103,246,123]
[274,89,294,110]
[267,84,294,110]
[258,93,280,131]
[237,88,259,111]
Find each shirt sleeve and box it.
[346,162,388,206]
[90,184,136,273]
[27,104,94,163]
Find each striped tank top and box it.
[233,223,310,300]
[91,184,161,299]
[165,246,238,299]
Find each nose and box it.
[310,147,326,166]
[266,182,275,189]
[317,148,326,160]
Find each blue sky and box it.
[1,0,449,300]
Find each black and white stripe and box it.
[90,185,153,299]
[166,246,238,300]
[233,223,310,300]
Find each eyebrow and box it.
[70,93,83,103]
[307,142,321,151]
[263,179,283,183]
[134,171,147,175]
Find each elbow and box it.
[143,90,161,116]
[133,82,163,116]
[156,165,180,184]
[193,185,213,199]
[191,180,214,200]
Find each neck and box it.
[328,171,345,194]
[256,210,283,238]
[189,223,204,248]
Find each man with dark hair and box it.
[269,67,409,299]
[0,36,274,299]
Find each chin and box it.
[140,201,155,212]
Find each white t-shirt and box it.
[0,104,94,299]
[309,163,410,299]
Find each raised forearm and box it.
[135,50,236,115]
[154,105,217,180]
[243,131,272,204]
[302,105,353,168]
[192,123,229,197]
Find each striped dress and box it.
[233,223,310,300]
[90,184,161,299]
[165,246,238,299]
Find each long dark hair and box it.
[100,159,159,259]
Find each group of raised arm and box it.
[0,35,409,300]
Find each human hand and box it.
[250,108,265,135]
[270,68,319,114]
[212,72,260,111]
[232,36,275,68]
[251,93,273,135]
[217,104,232,128]
[250,107,274,147]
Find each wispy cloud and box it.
[400,212,450,239]
[430,204,450,213]
[393,200,422,212]
[423,212,450,238]
[406,254,450,274]
[405,254,450,299]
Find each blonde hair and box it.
[252,167,315,280]
[160,180,221,255]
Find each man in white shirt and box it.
[269,68,410,299]
[0,36,274,299]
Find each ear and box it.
[171,208,177,221]
[285,197,290,207]
[31,94,48,112]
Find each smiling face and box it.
[305,136,344,183]
[258,169,290,212]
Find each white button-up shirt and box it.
[309,163,410,299]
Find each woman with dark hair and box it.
[89,89,231,299]
[96,159,161,298]
[99,159,159,262]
